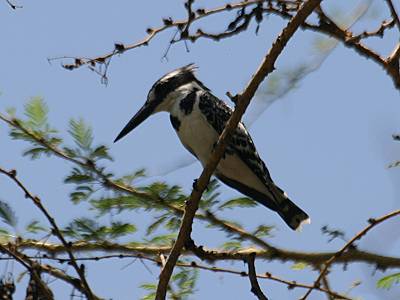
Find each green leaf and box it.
[63,218,135,241]
[116,169,146,185]
[140,283,157,300]
[388,160,400,168]
[146,215,168,235]
[6,107,16,117]
[221,241,242,250]
[63,147,78,158]
[200,179,221,209]
[105,222,136,238]
[141,293,156,300]
[63,218,102,240]
[140,283,157,291]
[0,228,10,236]
[253,224,273,238]
[165,217,181,232]
[0,228,11,243]
[23,147,52,159]
[291,262,309,271]
[26,220,46,233]
[69,118,93,150]
[377,272,400,290]
[70,191,90,204]
[90,145,113,161]
[146,233,176,246]
[0,200,17,229]
[24,97,48,128]
[219,197,257,210]
[171,268,198,298]
[90,195,146,214]
[65,173,93,184]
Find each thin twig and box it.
[300,209,400,300]
[247,253,268,300]
[346,19,395,42]
[1,246,352,299]
[155,1,322,299]
[0,167,100,300]
[0,243,54,299]
[384,0,400,31]
[318,266,335,300]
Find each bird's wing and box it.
[198,91,273,186]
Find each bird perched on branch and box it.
[114,64,310,230]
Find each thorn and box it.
[114,43,125,53]
[192,179,199,191]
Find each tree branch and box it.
[155,1,322,298]
[0,245,352,300]
[384,0,400,31]
[300,209,400,300]
[0,243,54,299]
[0,167,100,300]
[6,238,400,269]
[247,253,268,300]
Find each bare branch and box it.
[384,0,400,31]
[155,1,322,298]
[0,244,54,299]
[318,266,335,300]
[264,5,400,89]
[300,209,400,300]
[0,167,100,300]
[247,253,268,300]
[346,19,395,42]
[5,246,352,299]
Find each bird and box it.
[114,64,310,230]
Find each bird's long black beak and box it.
[114,103,154,143]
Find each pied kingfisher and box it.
[114,64,310,230]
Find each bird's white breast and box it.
[172,98,218,164]
[170,94,269,195]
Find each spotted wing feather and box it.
[198,91,272,186]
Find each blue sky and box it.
[1,0,400,299]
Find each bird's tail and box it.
[269,185,310,231]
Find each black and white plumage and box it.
[114,64,310,230]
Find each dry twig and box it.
[300,209,400,300]
[0,167,100,300]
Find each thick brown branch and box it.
[155,1,322,299]
[9,239,400,269]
